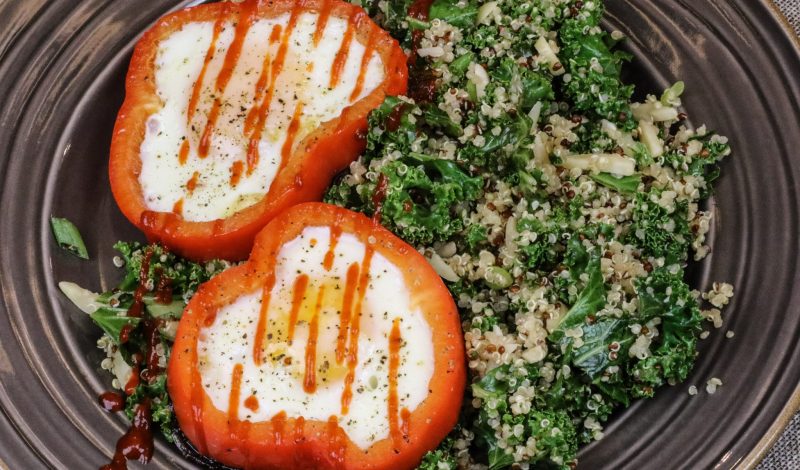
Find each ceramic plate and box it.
[0,0,799,468]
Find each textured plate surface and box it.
[1,0,799,469]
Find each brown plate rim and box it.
[744,5,800,467]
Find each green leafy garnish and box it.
[550,258,607,340]
[590,173,642,194]
[661,81,685,106]
[143,296,185,319]
[90,307,140,344]
[50,217,89,259]
[571,318,627,378]
[471,364,511,401]
[429,0,478,28]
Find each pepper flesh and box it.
[168,202,466,470]
[109,0,408,261]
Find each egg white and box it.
[196,226,435,450]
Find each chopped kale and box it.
[626,190,692,265]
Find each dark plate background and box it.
[1,0,799,468]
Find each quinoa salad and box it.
[56,0,735,468]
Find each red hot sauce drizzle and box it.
[118,247,152,389]
[246,7,300,173]
[329,11,358,88]
[387,318,403,448]
[126,248,154,320]
[323,225,342,271]
[140,319,164,383]
[124,364,140,395]
[100,399,154,470]
[244,395,259,412]
[187,14,227,129]
[385,102,408,132]
[154,267,173,304]
[198,3,258,158]
[303,285,326,393]
[274,4,338,176]
[178,140,191,166]
[177,3,371,209]
[335,263,359,363]
[400,407,411,442]
[180,12,226,166]
[230,160,245,187]
[407,0,435,64]
[228,363,245,423]
[119,324,135,345]
[287,274,310,343]
[252,272,277,364]
[172,198,184,216]
[313,0,333,47]
[243,22,282,177]
[340,245,373,414]
[252,273,276,365]
[226,362,253,466]
[277,101,306,174]
[186,171,200,193]
[144,267,172,380]
[244,24,281,138]
[371,173,389,223]
[99,392,126,413]
[101,246,181,469]
[349,25,376,102]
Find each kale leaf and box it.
[429,0,478,28]
[571,318,626,378]
[90,307,140,344]
[590,173,642,194]
[549,256,606,341]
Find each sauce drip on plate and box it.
[99,400,154,470]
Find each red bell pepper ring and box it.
[168,202,466,469]
[110,0,408,261]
